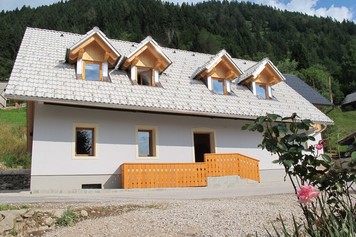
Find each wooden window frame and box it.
[212,78,228,95]
[255,83,271,100]
[136,66,154,86]
[82,60,103,81]
[75,127,95,157]
[137,128,157,158]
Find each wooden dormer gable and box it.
[66,27,121,68]
[238,58,284,86]
[193,50,242,81]
[121,36,172,73]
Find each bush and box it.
[56,208,77,227]
[243,113,356,236]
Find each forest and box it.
[0,0,356,104]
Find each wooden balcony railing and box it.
[121,153,260,189]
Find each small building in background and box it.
[341,92,356,111]
[0,82,7,108]
[283,74,333,108]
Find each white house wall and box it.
[31,103,283,190]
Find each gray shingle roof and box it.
[5,27,333,124]
[341,92,356,106]
[283,74,332,106]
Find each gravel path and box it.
[44,194,303,237]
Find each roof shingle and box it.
[6,27,333,124]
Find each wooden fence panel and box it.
[121,163,207,189]
[121,153,260,189]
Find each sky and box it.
[0,0,355,22]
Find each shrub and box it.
[243,113,356,236]
[56,208,78,227]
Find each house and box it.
[283,74,333,107]
[5,27,333,191]
[0,82,7,108]
[341,92,356,110]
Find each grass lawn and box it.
[323,107,356,151]
[0,107,29,168]
[0,107,26,127]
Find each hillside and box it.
[0,108,29,169]
[323,107,356,151]
[0,0,355,103]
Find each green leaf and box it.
[241,124,250,130]
[277,142,288,152]
[321,154,331,163]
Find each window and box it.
[138,129,156,157]
[75,127,95,156]
[137,67,153,86]
[256,83,267,99]
[212,78,229,95]
[255,83,272,99]
[83,61,102,81]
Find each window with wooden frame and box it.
[137,67,154,86]
[83,61,102,81]
[75,127,95,156]
[137,129,156,157]
[255,83,271,100]
[212,78,227,95]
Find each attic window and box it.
[122,36,171,87]
[84,61,102,81]
[238,58,284,100]
[66,27,121,83]
[212,78,226,95]
[193,50,242,96]
[137,67,153,86]
[251,82,272,99]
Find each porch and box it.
[121,153,260,189]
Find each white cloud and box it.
[252,0,354,22]
[169,0,354,22]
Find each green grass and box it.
[0,108,29,168]
[0,204,29,211]
[0,108,26,127]
[56,208,78,227]
[323,107,356,151]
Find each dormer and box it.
[66,27,121,82]
[193,50,242,95]
[121,36,171,87]
[238,58,284,99]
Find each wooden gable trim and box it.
[68,31,120,68]
[122,41,170,73]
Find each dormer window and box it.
[66,27,121,82]
[122,36,171,87]
[137,67,153,86]
[193,50,242,95]
[83,61,102,81]
[238,58,284,100]
[253,82,272,99]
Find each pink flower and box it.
[315,144,323,150]
[297,185,319,204]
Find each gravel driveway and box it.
[44,194,302,237]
